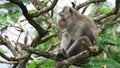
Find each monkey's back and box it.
[77,14,98,42]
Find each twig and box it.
[0,60,18,64]
[44,13,61,37]
[94,10,115,22]
[31,0,58,17]
[16,31,22,43]
[46,41,60,51]
[0,51,17,61]
[40,34,57,43]
[98,19,120,34]
[81,6,88,14]
[0,35,18,56]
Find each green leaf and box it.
[0,26,8,32]
[28,60,37,68]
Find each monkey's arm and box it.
[56,32,72,59]
[60,32,71,51]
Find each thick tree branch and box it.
[22,46,56,60]
[76,0,106,10]
[23,46,101,67]
[54,51,88,68]
[15,34,45,68]
[54,46,101,68]
[8,0,46,37]
[15,35,42,68]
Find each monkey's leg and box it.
[67,36,93,57]
[80,36,93,53]
[66,36,93,65]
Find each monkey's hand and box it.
[55,48,67,61]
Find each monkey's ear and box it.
[71,2,76,8]
[69,8,73,14]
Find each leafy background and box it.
[0,0,120,68]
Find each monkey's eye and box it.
[62,18,65,21]
[59,12,63,16]
[69,8,73,14]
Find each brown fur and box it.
[59,6,98,41]
[57,6,98,59]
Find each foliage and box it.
[28,59,55,68]
[89,2,112,17]
[0,2,22,33]
[81,25,120,68]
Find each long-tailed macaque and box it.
[56,6,98,60]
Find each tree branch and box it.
[30,0,61,37]
[0,51,17,61]
[114,0,120,14]
[22,46,56,60]
[8,0,46,37]
[23,46,101,67]
[0,35,18,56]
[81,6,88,14]
[7,1,48,68]
[98,19,120,34]
[40,34,57,43]
[98,11,120,34]
[94,10,115,22]
[31,0,58,18]
[54,46,101,68]
[94,3,101,17]
[0,60,18,64]
[94,0,120,22]
[46,41,60,51]
[76,0,106,10]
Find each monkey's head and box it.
[58,6,78,28]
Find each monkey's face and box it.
[58,6,74,28]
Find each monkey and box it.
[56,6,98,60]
